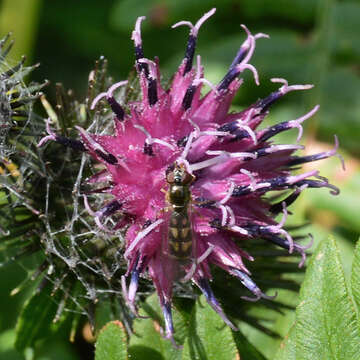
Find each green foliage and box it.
[94,238,360,360]
[15,282,62,350]
[182,296,238,360]
[351,239,360,311]
[105,293,267,360]
[95,321,128,360]
[275,325,296,360]
[232,332,267,360]
[0,0,42,60]
[128,294,189,360]
[276,237,360,359]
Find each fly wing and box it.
[161,209,172,257]
[189,202,197,261]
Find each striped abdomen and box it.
[168,209,192,260]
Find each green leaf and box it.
[232,330,267,360]
[95,321,128,360]
[0,329,24,360]
[15,282,61,350]
[129,317,177,360]
[332,2,360,58]
[351,238,360,311]
[278,237,360,359]
[275,325,296,360]
[182,295,237,360]
[128,294,191,360]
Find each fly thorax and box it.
[169,184,190,207]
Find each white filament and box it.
[124,219,164,259]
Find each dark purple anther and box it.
[263,233,301,254]
[258,121,293,142]
[218,66,240,91]
[231,269,259,294]
[134,45,144,61]
[289,154,327,167]
[147,78,158,106]
[197,278,238,330]
[287,138,344,170]
[142,219,152,229]
[296,179,340,195]
[256,91,283,113]
[183,35,196,75]
[138,62,149,77]
[129,267,140,299]
[244,224,310,266]
[100,200,122,218]
[132,16,150,77]
[269,190,301,214]
[55,135,87,152]
[230,268,276,301]
[94,149,118,165]
[162,301,174,338]
[182,85,196,110]
[198,277,216,303]
[232,173,322,197]
[194,197,217,208]
[231,185,252,197]
[143,142,154,156]
[107,96,125,121]
[172,8,216,76]
[177,135,189,148]
[218,121,250,142]
[228,46,248,70]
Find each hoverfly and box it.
[164,163,196,263]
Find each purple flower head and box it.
[38,8,342,342]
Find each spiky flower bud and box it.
[38,9,341,342]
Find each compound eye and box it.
[182,172,194,185]
[166,171,175,184]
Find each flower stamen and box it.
[90,81,128,121]
[124,219,164,259]
[266,202,294,253]
[83,196,117,233]
[196,278,238,331]
[217,108,258,144]
[230,268,277,301]
[37,117,56,147]
[38,118,87,151]
[218,25,268,90]
[172,8,216,75]
[257,78,314,114]
[269,184,308,214]
[181,244,215,282]
[288,135,345,170]
[271,77,314,95]
[134,124,176,153]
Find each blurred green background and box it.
[0,0,359,359]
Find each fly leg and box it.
[180,244,214,282]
